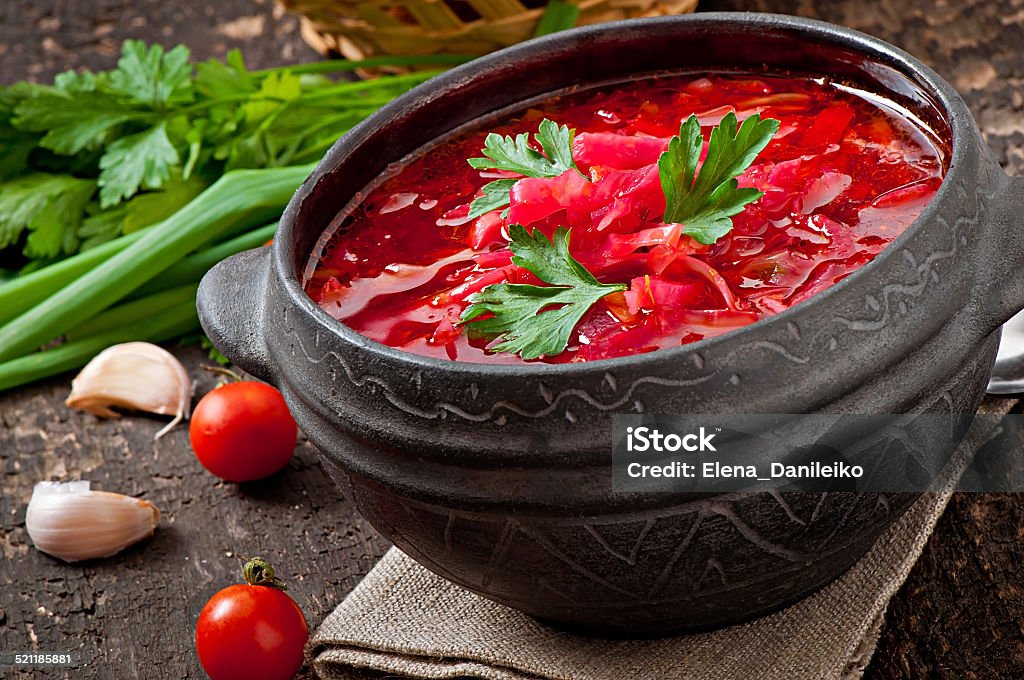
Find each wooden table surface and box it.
[2,1,1023,678]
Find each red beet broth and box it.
[304,72,947,364]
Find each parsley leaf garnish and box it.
[459,113,780,359]
[469,118,579,177]
[467,119,582,219]
[461,224,625,359]
[468,179,517,219]
[660,112,779,244]
[533,118,579,174]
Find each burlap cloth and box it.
[310,398,1017,680]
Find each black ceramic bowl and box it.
[197,13,1024,633]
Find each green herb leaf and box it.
[23,181,96,258]
[0,173,94,256]
[468,118,579,178]
[659,115,703,226]
[219,130,268,171]
[79,174,207,250]
[468,179,517,220]
[98,123,181,207]
[122,175,206,233]
[76,205,124,252]
[107,40,194,107]
[660,112,779,244]
[461,225,625,359]
[53,69,100,95]
[0,87,37,180]
[195,49,256,99]
[534,118,579,173]
[200,335,231,366]
[13,90,142,156]
[0,129,34,181]
[243,70,302,124]
[467,118,581,217]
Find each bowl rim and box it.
[274,11,974,379]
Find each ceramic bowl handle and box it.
[196,247,277,384]
[975,171,1024,334]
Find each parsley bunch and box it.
[0,44,468,390]
[660,112,780,244]
[0,41,463,265]
[462,111,779,359]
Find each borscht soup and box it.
[304,72,947,364]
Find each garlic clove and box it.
[25,481,160,563]
[66,341,191,439]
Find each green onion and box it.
[296,71,445,101]
[0,230,148,324]
[250,54,473,77]
[0,301,198,392]
[131,223,277,298]
[534,0,580,36]
[65,284,199,342]
[0,221,277,327]
[0,164,313,363]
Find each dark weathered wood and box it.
[0,5,381,678]
[0,0,319,84]
[2,0,1024,678]
[0,345,391,679]
[868,492,1024,679]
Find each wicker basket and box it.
[280,0,699,61]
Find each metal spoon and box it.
[988,310,1024,394]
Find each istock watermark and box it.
[0,651,81,668]
[625,426,718,452]
[612,413,1024,493]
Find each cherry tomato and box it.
[196,558,308,680]
[190,381,298,482]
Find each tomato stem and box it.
[201,365,245,383]
[242,557,288,590]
